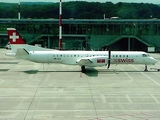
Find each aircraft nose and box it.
[155,59,158,63]
[152,57,158,64]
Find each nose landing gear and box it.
[144,65,148,71]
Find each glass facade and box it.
[0,19,160,51]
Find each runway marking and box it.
[141,73,160,86]
[125,94,133,103]
[100,94,106,103]
[24,65,49,120]
[150,95,160,104]
[131,65,160,86]
[86,77,99,119]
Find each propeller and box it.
[107,47,111,69]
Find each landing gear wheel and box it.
[144,65,148,72]
[81,66,86,73]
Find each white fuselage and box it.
[26,51,157,67]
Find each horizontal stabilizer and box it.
[16,48,29,59]
[16,48,29,56]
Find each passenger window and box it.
[126,55,128,57]
[119,55,121,57]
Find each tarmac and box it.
[0,49,160,120]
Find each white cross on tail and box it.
[10,32,19,42]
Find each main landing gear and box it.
[81,66,86,73]
[144,65,148,71]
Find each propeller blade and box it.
[107,48,111,69]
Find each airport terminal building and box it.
[0,19,160,52]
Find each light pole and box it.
[59,0,62,50]
[18,0,20,19]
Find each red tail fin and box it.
[7,28,25,44]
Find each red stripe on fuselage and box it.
[97,59,105,63]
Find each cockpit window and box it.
[142,54,147,57]
[142,54,149,57]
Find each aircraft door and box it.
[142,54,148,64]
[48,54,52,63]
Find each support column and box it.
[48,36,50,48]
[128,37,130,51]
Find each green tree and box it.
[0,2,160,19]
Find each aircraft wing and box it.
[77,58,93,65]
[76,56,108,67]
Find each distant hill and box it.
[21,2,53,5]
[0,1,160,19]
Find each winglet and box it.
[7,28,25,44]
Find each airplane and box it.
[6,28,158,73]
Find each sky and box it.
[0,0,159,4]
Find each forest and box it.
[0,1,160,19]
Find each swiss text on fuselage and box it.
[114,59,134,63]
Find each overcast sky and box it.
[0,0,159,4]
